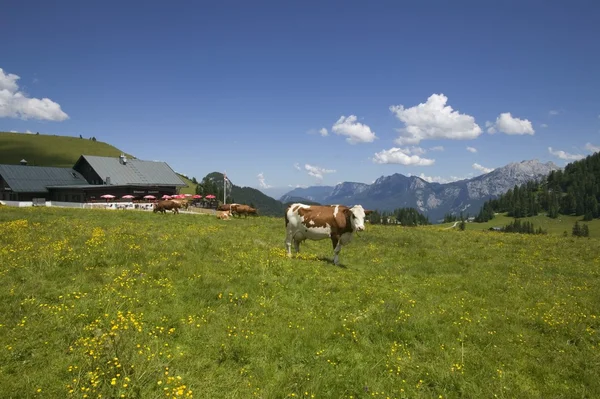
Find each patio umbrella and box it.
[184,193,193,197]
[143,195,156,199]
[192,194,202,199]
[122,195,135,199]
[100,194,115,199]
[205,194,216,199]
[162,195,172,199]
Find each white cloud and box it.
[548,147,584,161]
[257,172,272,189]
[304,164,336,180]
[472,163,494,173]
[549,110,560,116]
[293,163,301,171]
[390,93,482,145]
[585,143,600,153]
[540,123,548,128]
[331,115,376,144]
[466,146,477,153]
[307,127,329,137]
[0,68,69,121]
[9,130,17,133]
[429,146,445,151]
[372,147,435,166]
[486,113,534,135]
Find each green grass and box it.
[1,207,599,398]
[437,213,600,238]
[177,175,198,195]
[0,131,132,168]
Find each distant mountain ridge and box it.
[280,160,560,222]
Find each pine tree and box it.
[581,224,590,237]
[572,221,582,237]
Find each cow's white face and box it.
[349,205,367,232]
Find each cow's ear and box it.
[336,207,352,228]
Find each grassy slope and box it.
[436,213,600,238]
[0,132,132,168]
[177,175,197,194]
[1,207,598,398]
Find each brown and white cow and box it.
[285,203,371,265]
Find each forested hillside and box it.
[476,152,600,222]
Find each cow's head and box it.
[346,205,368,232]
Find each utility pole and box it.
[223,171,227,204]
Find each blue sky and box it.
[2,0,599,198]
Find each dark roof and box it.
[77,155,186,187]
[0,164,90,193]
[46,184,176,189]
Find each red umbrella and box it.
[192,194,202,199]
[101,194,115,199]
[143,195,156,199]
[162,195,172,199]
[205,194,216,199]
[122,195,135,199]
[184,193,193,197]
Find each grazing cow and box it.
[232,204,258,218]
[216,210,231,220]
[285,203,372,265]
[218,203,238,212]
[153,200,182,214]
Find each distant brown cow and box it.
[218,203,238,212]
[232,204,258,218]
[153,200,182,214]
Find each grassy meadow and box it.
[437,213,600,238]
[1,207,599,398]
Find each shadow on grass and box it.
[316,256,347,268]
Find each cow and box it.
[218,203,238,212]
[173,199,190,210]
[216,210,231,220]
[232,204,258,218]
[285,203,372,266]
[153,200,182,214]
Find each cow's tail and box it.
[284,206,289,227]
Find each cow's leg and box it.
[331,235,342,265]
[285,229,293,257]
[293,239,300,254]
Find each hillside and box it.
[0,131,133,167]
[474,151,600,223]
[176,174,198,195]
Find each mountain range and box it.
[279,160,560,223]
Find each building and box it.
[0,154,187,202]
